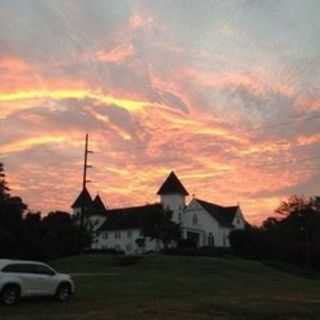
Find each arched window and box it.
[192,214,198,225]
[223,234,227,246]
[208,233,214,247]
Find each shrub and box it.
[162,247,231,257]
[178,239,197,248]
[83,248,125,255]
[112,255,143,266]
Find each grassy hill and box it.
[2,255,320,319]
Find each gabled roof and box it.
[98,203,163,231]
[71,187,93,209]
[195,198,239,227]
[157,171,189,196]
[93,194,107,212]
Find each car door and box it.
[14,264,43,296]
[32,264,58,295]
[0,263,33,296]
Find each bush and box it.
[83,248,125,255]
[178,239,197,248]
[145,250,156,255]
[162,247,231,257]
[112,255,143,266]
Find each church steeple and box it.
[93,194,107,213]
[157,171,189,196]
[157,171,188,224]
[71,187,93,209]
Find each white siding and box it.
[182,199,245,248]
[160,194,186,224]
[95,228,162,254]
[232,208,246,229]
[182,199,227,247]
[88,215,106,231]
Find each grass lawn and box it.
[1,254,320,319]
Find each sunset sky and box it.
[1,1,319,224]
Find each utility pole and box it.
[79,133,93,250]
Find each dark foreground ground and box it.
[1,254,320,320]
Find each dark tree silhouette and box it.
[0,163,27,258]
[273,196,320,269]
[230,195,320,271]
[141,209,180,249]
[0,162,88,260]
[0,162,10,200]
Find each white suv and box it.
[0,259,75,305]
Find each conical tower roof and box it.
[71,187,93,209]
[93,194,107,212]
[157,171,189,196]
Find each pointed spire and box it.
[93,194,107,212]
[157,171,189,196]
[71,187,93,209]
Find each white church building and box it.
[71,171,246,254]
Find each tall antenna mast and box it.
[82,134,89,190]
[79,133,93,249]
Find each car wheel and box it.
[55,283,72,302]
[1,284,20,305]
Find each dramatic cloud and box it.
[1,0,319,224]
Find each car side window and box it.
[20,264,38,274]
[33,264,55,276]
[2,263,55,275]
[26,264,55,276]
[2,264,24,273]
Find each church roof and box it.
[98,203,163,231]
[195,198,238,227]
[93,194,107,212]
[71,187,93,209]
[157,171,189,196]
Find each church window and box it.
[208,233,214,247]
[103,232,108,239]
[127,230,132,238]
[223,234,227,246]
[193,214,198,225]
[115,231,121,239]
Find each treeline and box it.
[230,196,320,271]
[0,163,88,261]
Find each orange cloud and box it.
[296,134,320,146]
[129,14,152,29]
[0,89,151,118]
[96,44,135,64]
[88,109,132,141]
[0,56,31,72]
[295,96,320,112]
[183,68,295,97]
[1,136,66,154]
